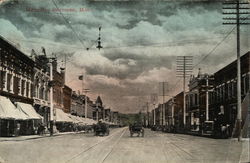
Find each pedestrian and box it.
[15,122,21,136]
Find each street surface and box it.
[0,128,248,163]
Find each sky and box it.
[0,0,249,113]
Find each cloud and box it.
[0,18,25,45]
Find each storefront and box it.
[0,96,28,136]
[16,102,43,135]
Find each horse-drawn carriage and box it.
[93,121,109,136]
[129,123,144,137]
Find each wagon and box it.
[93,122,109,136]
[129,124,144,137]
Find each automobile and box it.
[93,121,110,136]
[129,123,144,137]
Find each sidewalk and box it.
[0,131,86,142]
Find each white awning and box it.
[68,115,83,124]
[82,118,97,125]
[55,108,74,123]
[0,96,28,120]
[68,115,97,125]
[16,102,43,120]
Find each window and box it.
[228,82,232,99]
[194,94,198,106]
[225,83,228,99]
[7,73,11,91]
[0,71,6,90]
[26,82,29,97]
[246,74,249,93]
[242,74,250,95]
[21,80,25,96]
[222,84,225,101]
[233,81,237,98]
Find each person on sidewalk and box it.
[15,122,21,137]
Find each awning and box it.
[0,96,28,120]
[68,115,83,124]
[82,118,97,125]
[16,102,43,120]
[55,108,74,123]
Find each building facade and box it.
[63,85,72,113]
[210,52,249,137]
[0,36,34,104]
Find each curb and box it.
[0,131,87,142]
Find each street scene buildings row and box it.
[0,36,120,136]
[148,52,249,138]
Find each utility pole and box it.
[203,75,214,122]
[96,103,99,121]
[49,62,54,136]
[64,54,67,84]
[159,82,167,126]
[171,97,175,126]
[206,76,209,121]
[146,102,149,127]
[151,93,158,126]
[223,0,249,141]
[84,89,90,118]
[176,56,193,127]
[48,57,56,136]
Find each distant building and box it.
[186,69,213,134]
[32,51,50,128]
[93,96,104,121]
[63,85,72,113]
[52,61,65,110]
[71,91,84,116]
[210,52,249,137]
[104,108,111,122]
[113,111,119,125]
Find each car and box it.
[93,122,110,136]
[129,123,144,137]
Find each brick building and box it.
[0,36,34,104]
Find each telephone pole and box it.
[84,89,90,118]
[223,0,250,141]
[146,102,149,127]
[151,93,158,126]
[48,57,56,136]
[159,82,167,126]
[176,56,193,127]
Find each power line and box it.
[193,27,235,68]
[50,0,87,50]
[194,13,250,68]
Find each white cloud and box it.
[0,19,25,46]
